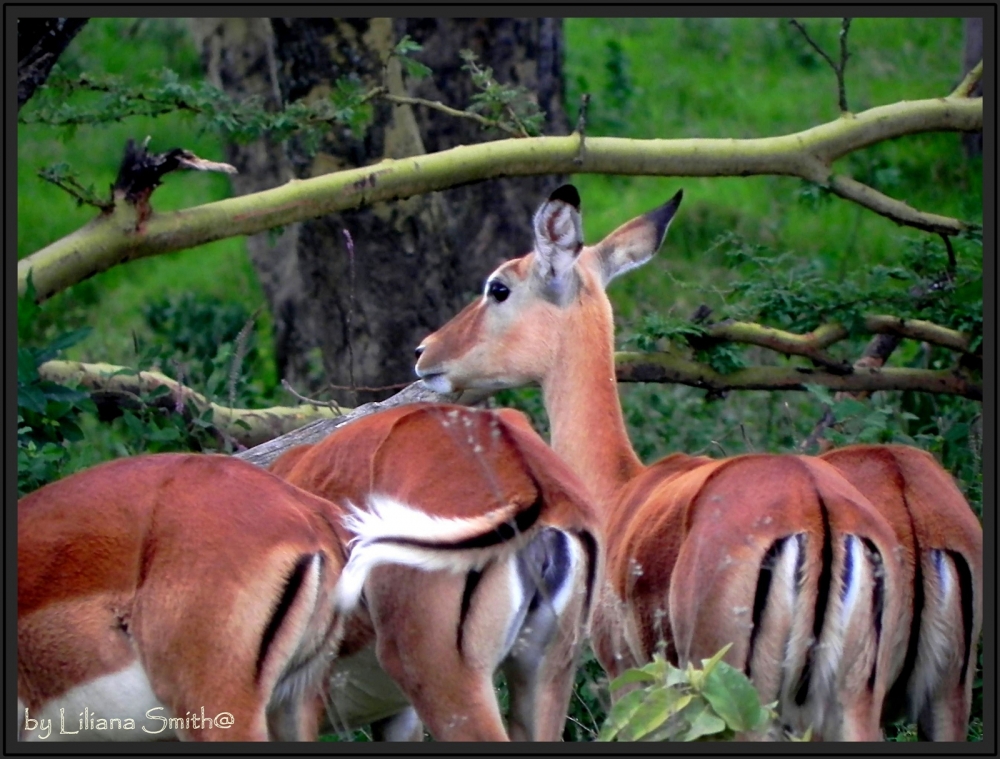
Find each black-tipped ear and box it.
[643,189,683,246]
[548,184,581,210]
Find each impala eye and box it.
[487,280,511,303]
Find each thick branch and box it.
[19,94,981,302]
[706,316,977,359]
[614,352,981,401]
[863,315,973,353]
[38,360,343,448]
[826,174,967,234]
[703,322,850,372]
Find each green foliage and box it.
[713,231,982,341]
[599,645,778,742]
[393,34,432,80]
[21,66,374,151]
[18,278,97,495]
[140,292,265,401]
[459,49,546,136]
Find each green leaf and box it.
[699,642,733,676]
[37,381,89,403]
[18,347,41,384]
[610,668,659,691]
[598,688,647,741]
[626,686,675,740]
[58,419,85,443]
[37,327,93,363]
[700,660,763,733]
[145,384,173,400]
[18,385,48,414]
[146,425,181,442]
[401,57,432,80]
[679,702,728,741]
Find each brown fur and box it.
[269,403,602,741]
[411,185,980,741]
[18,454,349,741]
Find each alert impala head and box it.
[415,184,683,393]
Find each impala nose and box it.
[414,345,425,360]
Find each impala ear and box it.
[591,189,683,287]
[532,184,584,292]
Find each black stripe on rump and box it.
[256,553,322,682]
[794,496,833,707]
[746,537,788,679]
[944,549,975,686]
[579,530,599,618]
[861,538,885,691]
[367,493,545,552]
[457,563,489,656]
[885,494,925,719]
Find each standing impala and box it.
[269,402,602,742]
[415,185,978,740]
[18,403,600,742]
[819,444,982,741]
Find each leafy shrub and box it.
[17,339,96,496]
[599,644,781,742]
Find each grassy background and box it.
[17,16,983,741]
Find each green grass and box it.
[563,17,980,322]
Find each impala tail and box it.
[334,490,594,614]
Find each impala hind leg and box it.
[366,566,513,741]
[503,530,590,741]
[912,549,978,741]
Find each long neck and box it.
[541,294,644,509]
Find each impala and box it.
[413,184,977,740]
[18,402,600,742]
[820,445,982,741]
[269,402,602,741]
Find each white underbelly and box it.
[20,661,177,741]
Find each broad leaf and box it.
[700,660,763,733]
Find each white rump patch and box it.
[334,494,523,613]
[20,661,172,741]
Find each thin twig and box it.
[228,305,262,412]
[326,381,411,393]
[37,168,114,212]
[342,228,358,407]
[574,93,590,167]
[281,378,346,411]
[790,18,852,113]
[940,234,957,280]
[381,92,523,137]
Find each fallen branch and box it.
[38,359,343,448]
[19,93,981,302]
[614,351,981,400]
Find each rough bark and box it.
[191,18,568,405]
[17,18,89,110]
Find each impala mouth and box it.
[417,371,454,395]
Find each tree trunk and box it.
[18,18,89,110]
[191,18,568,404]
[962,17,982,157]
